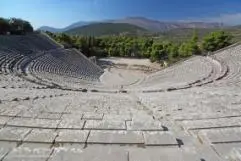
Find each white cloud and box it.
[179,13,241,26]
[204,13,241,25]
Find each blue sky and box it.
[1,0,241,28]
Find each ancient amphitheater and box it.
[0,33,241,161]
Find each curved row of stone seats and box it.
[0,49,27,74]
[138,85,241,160]
[12,55,32,75]
[46,49,103,80]
[30,71,97,89]
[192,56,225,86]
[29,33,61,50]
[0,65,47,89]
[133,56,214,91]
[49,49,103,78]
[0,86,72,102]
[0,51,23,74]
[11,53,55,88]
[208,44,241,87]
[0,49,50,88]
[0,91,233,161]
[28,65,99,89]
[0,33,61,55]
[0,34,104,90]
[30,53,100,81]
[0,74,45,89]
[25,49,104,89]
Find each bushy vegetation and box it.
[46,30,233,65]
[202,31,233,52]
[0,17,236,66]
[0,17,33,35]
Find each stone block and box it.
[181,117,241,130]
[143,131,178,146]
[3,146,52,161]
[82,113,103,120]
[36,112,61,120]
[61,113,83,119]
[48,147,83,161]
[7,118,60,129]
[198,128,241,144]
[0,141,17,160]
[103,114,132,121]
[127,120,164,131]
[57,119,85,129]
[0,127,31,142]
[49,146,128,161]
[16,110,38,118]
[0,116,11,126]
[55,130,89,143]
[24,129,57,143]
[0,108,22,117]
[129,147,201,161]
[87,130,144,144]
[213,143,241,159]
[84,120,126,130]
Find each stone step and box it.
[198,128,241,144]
[84,120,126,130]
[87,130,144,144]
[212,143,241,160]
[181,117,241,130]
[6,117,60,129]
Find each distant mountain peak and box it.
[65,23,147,36]
[38,17,223,33]
[38,21,91,33]
[111,17,222,31]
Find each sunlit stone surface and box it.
[0,34,241,160]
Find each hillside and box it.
[157,28,217,42]
[110,17,222,32]
[225,25,241,42]
[38,21,91,33]
[59,22,241,42]
[156,26,241,43]
[65,23,147,36]
[38,26,63,33]
[39,17,223,33]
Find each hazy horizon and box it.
[1,0,241,28]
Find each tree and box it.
[73,36,82,49]
[56,33,73,48]
[150,49,159,62]
[178,42,194,58]
[9,18,23,34]
[0,17,33,35]
[45,30,233,65]
[202,31,233,52]
[22,20,33,32]
[178,31,201,57]
[150,42,168,62]
[167,43,179,59]
[0,18,10,34]
[8,18,33,34]
[191,29,198,42]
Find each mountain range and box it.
[65,23,147,36]
[39,21,90,33]
[38,17,223,33]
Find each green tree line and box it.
[46,30,233,65]
[0,17,33,35]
